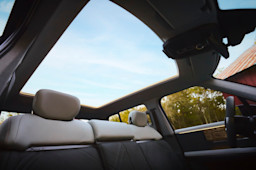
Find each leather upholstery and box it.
[0,146,104,170]
[128,111,147,127]
[33,89,80,121]
[89,120,134,141]
[128,111,162,140]
[130,125,162,140]
[0,114,94,150]
[139,140,187,170]
[98,141,151,170]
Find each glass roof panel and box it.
[218,0,256,10]
[0,0,15,36]
[21,0,178,107]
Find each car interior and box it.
[0,0,256,170]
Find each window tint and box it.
[109,104,151,124]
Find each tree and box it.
[161,86,226,129]
[109,105,147,124]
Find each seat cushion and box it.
[138,140,187,170]
[98,141,151,170]
[89,120,134,141]
[130,125,162,141]
[0,146,104,170]
[0,114,94,150]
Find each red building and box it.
[216,43,256,105]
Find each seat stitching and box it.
[14,116,24,144]
[123,142,136,170]
[110,143,122,170]
[137,143,153,170]
[4,119,11,145]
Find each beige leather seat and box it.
[0,89,94,150]
[128,111,186,170]
[86,111,186,170]
[128,110,162,140]
[0,90,186,170]
[0,89,104,170]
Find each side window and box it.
[0,111,23,125]
[109,104,151,125]
[161,86,227,130]
[160,86,256,151]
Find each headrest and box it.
[33,89,80,121]
[89,120,134,141]
[0,114,94,150]
[128,111,147,127]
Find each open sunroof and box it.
[0,0,15,37]
[218,0,256,10]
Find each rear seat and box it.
[0,89,104,170]
[128,111,187,170]
[89,119,152,170]
[0,89,187,170]
[89,111,187,170]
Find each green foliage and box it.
[161,86,226,129]
[109,105,147,124]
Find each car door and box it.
[160,85,256,170]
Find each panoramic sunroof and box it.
[0,0,15,36]
[218,0,256,10]
[21,0,178,107]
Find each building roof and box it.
[216,44,256,79]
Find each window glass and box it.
[161,86,256,151]
[160,86,247,131]
[218,0,256,10]
[162,86,256,149]
[0,0,15,36]
[214,29,256,83]
[0,111,23,125]
[21,0,177,107]
[161,86,226,130]
[109,104,150,124]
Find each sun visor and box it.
[163,24,229,59]
[163,9,256,60]
[218,10,256,46]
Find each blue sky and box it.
[21,0,177,107]
[218,0,256,9]
[215,31,255,74]
[0,0,255,107]
[215,0,256,74]
[0,0,14,36]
